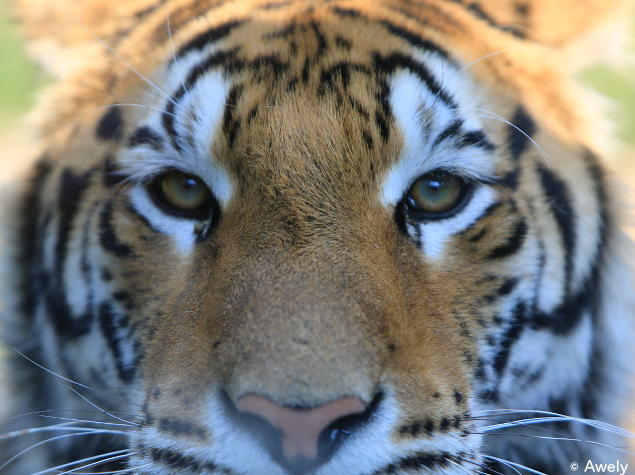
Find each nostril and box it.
[222,391,382,474]
[236,394,366,460]
[317,391,383,456]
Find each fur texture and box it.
[1,1,633,474]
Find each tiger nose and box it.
[236,395,366,460]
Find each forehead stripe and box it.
[175,20,244,60]
[162,48,239,151]
[372,52,457,109]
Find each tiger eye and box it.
[406,171,469,217]
[154,171,210,213]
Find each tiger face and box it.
[1,0,633,474]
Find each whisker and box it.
[472,410,635,438]
[0,421,131,441]
[1,409,141,428]
[454,51,513,77]
[478,432,635,457]
[65,385,141,427]
[54,76,146,106]
[46,0,176,106]
[451,107,551,166]
[482,454,546,475]
[28,449,133,475]
[447,457,488,475]
[0,430,127,471]
[79,461,153,474]
[166,2,189,95]
[55,450,136,475]
[35,414,135,427]
[456,456,507,475]
[12,348,141,407]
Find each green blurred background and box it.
[0,2,633,144]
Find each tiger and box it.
[1,0,634,474]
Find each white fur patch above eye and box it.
[382,68,498,207]
[381,62,500,261]
[118,55,234,207]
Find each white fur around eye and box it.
[416,186,496,260]
[382,59,500,261]
[128,185,200,255]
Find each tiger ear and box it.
[10,0,159,72]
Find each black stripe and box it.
[373,451,465,474]
[157,417,207,439]
[18,158,54,319]
[44,280,93,338]
[302,55,311,83]
[492,302,527,380]
[372,52,457,108]
[311,20,327,54]
[162,48,239,152]
[486,218,527,260]
[537,166,575,293]
[133,0,168,19]
[125,200,161,235]
[582,150,610,246]
[56,168,95,273]
[375,109,390,143]
[222,83,244,147]
[40,167,95,339]
[498,278,519,297]
[330,6,361,17]
[379,21,450,60]
[258,1,294,11]
[128,126,164,150]
[96,106,124,141]
[145,447,216,472]
[456,130,496,152]
[103,155,128,187]
[335,35,352,50]
[432,119,464,147]
[508,106,536,160]
[531,261,599,334]
[347,94,370,119]
[225,53,290,78]
[99,201,133,257]
[175,20,243,59]
[449,0,525,38]
[319,62,362,91]
[98,301,137,383]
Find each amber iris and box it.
[154,171,210,212]
[406,171,468,216]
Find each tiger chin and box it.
[1,0,634,474]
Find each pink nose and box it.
[236,395,366,460]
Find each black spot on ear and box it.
[97,106,124,141]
